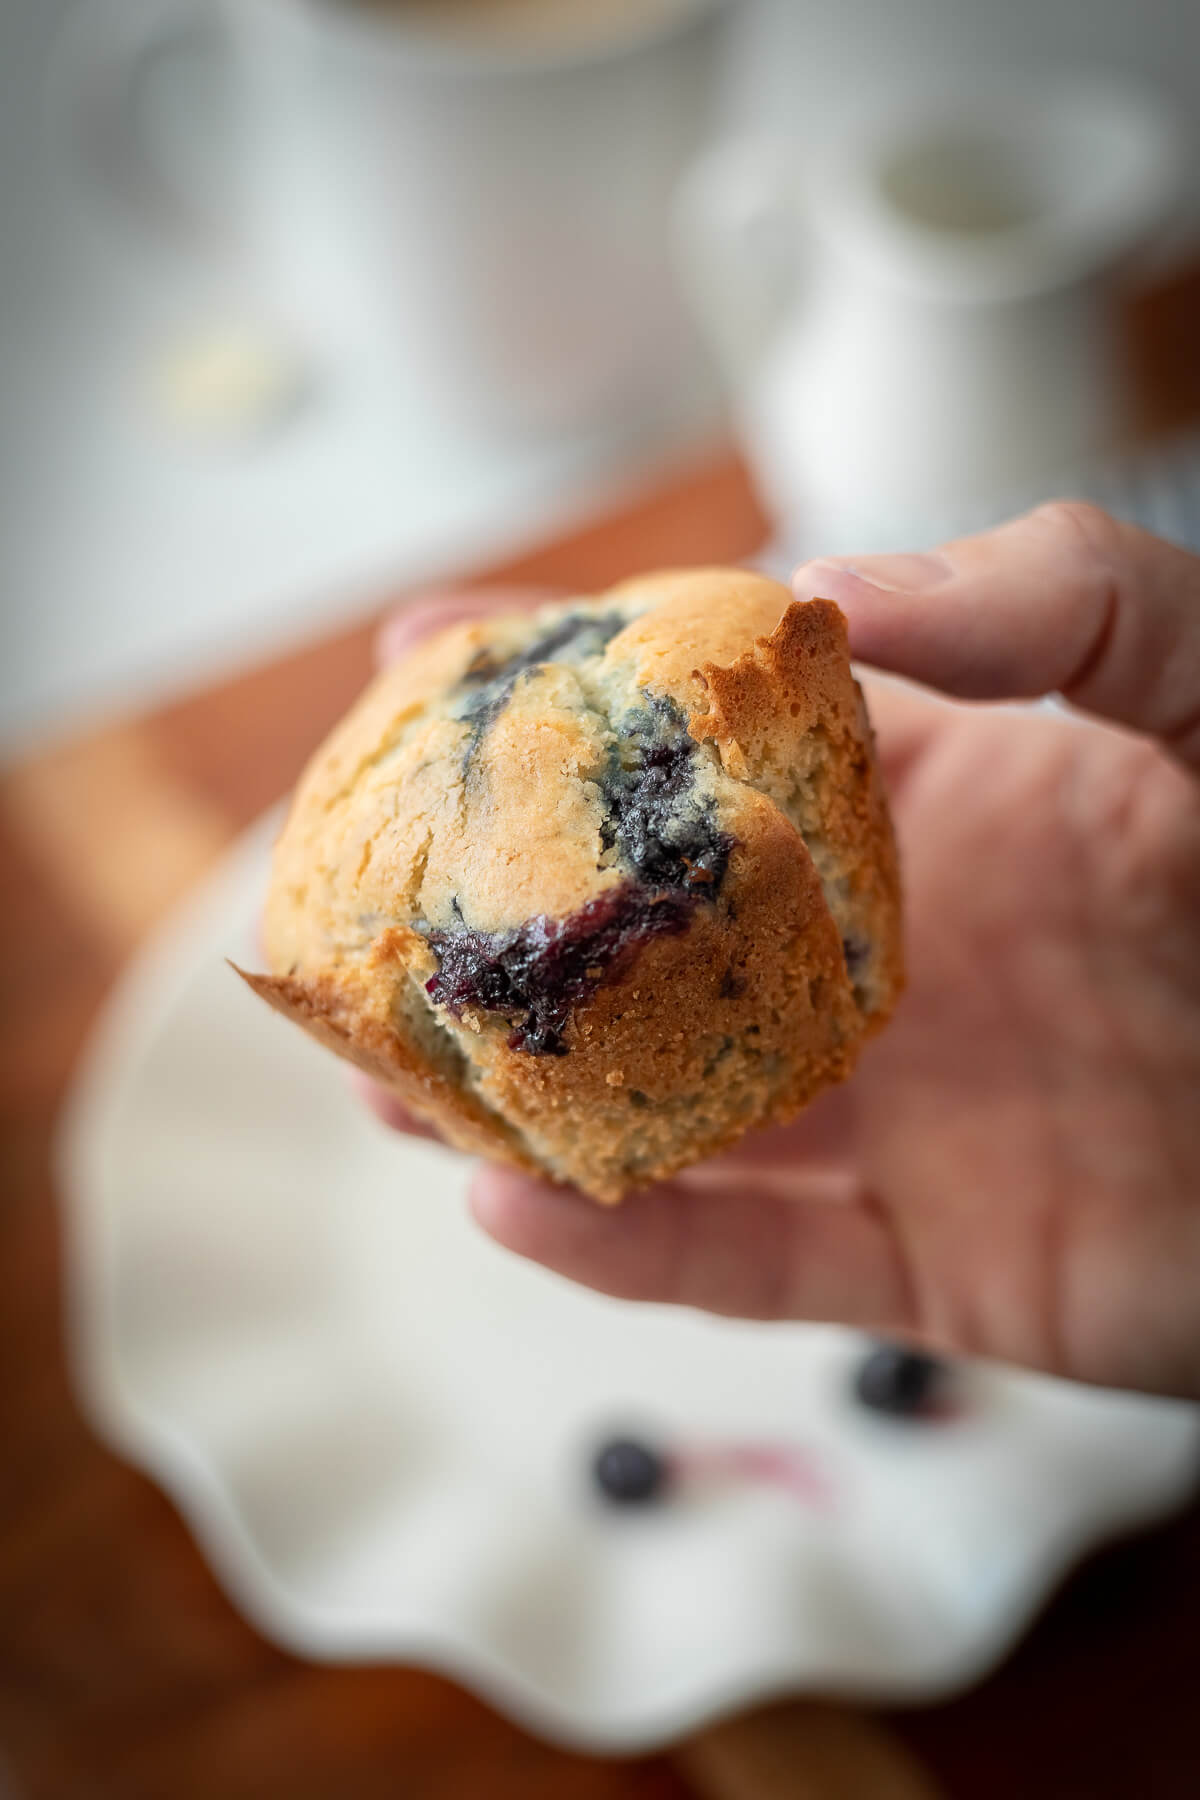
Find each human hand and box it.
[370,511,1200,1396]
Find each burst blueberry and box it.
[430,683,735,1055]
[426,883,696,1056]
[596,695,733,894]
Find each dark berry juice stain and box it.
[426,881,695,1055]
[455,610,627,751]
[718,965,747,1000]
[841,933,869,976]
[588,1433,832,1511]
[839,932,875,1011]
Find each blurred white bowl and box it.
[58,812,1200,1751]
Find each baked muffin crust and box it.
[241,568,903,1200]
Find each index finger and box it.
[797,502,1200,770]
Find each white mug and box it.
[52,0,733,441]
[675,75,1183,546]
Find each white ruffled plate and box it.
[59,813,1200,1752]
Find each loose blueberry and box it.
[852,1343,947,1418]
[592,1437,669,1505]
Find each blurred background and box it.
[2,0,1199,752]
[5,4,1200,1798]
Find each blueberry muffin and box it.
[241,568,902,1201]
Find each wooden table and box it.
[4,318,1200,1796]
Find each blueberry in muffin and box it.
[239,568,903,1201]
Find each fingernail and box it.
[800,551,953,596]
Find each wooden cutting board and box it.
[4,410,1200,1793]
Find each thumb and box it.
[797,501,1200,771]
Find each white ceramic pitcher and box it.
[675,77,1183,547]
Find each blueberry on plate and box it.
[592,1437,669,1505]
[853,1343,948,1418]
